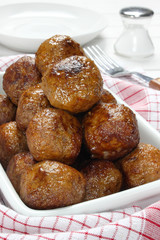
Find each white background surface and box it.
[0,0,160,78]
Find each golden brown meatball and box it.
[42,55,103,113]
[35,35,85,74]
[83,103,139,161]
[0,94,16,125]
[16,83,50,132]
[20,160,86,209]
[6,152,36,193]
[0,121,28,169]
[100,89,117,104]
[81,159,122,201]
[26,108,82,164]
[118,143,160,188]
[76,89,116,123]
[3,56,41,105]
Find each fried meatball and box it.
[83,103,139,161]
[26,108,82,164]
[118,143,160,188]
[20,160,86,209]
[76,89,116,123]
[100,89,117,104]
[0,121,28,169]
[42,55,103,113]
[0,94,16,125]
[16,83,50,132]
[81,159,122,201]
[3,56,41,105]
[6,152,36,193]
[35,35,85,74]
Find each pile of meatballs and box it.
[0,35,160,210]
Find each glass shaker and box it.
[114,7,154,58]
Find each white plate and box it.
[0,71,160,216]
[0,3,107,53]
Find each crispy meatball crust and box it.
[100,89,117,104]
[35,35,85,74]
[42,55,103,113]
[3,56,41,105]
[6,152,36,193]
[20,160,86,209]
[83,103,139,161]
[119,143,160,188]
[0,94,16,125]
[26,108,82,164]
[81,159,122,201]
[16,83,50,132]
[0,121,28,169]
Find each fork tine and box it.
[84,45,124,76]
[94,45,122,69]
[84,47,111,73]
[84,45,131,77]
[90,45,115,70]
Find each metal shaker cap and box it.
[120,7,154,19]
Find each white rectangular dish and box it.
[0,71,160,216]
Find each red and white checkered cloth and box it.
[0,55,160,240]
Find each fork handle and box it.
[131,72,153,82]
[149,78,160,90]
[131,72,160,90]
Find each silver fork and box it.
[83,45,153,84]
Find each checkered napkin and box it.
[0,55,160,240]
